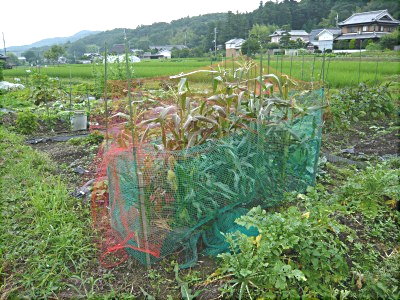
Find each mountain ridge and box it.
[3,30,101,55]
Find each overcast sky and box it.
[0,0,261,47]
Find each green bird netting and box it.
[92,90,323,268]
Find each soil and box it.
[30,136,98,192]
[322,119,399,159]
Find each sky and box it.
[0,0,262,47]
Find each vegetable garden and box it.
[0,53,399,299]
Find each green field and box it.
[3,58,213,81]
[4,56,399,88]
[263,55,400,88]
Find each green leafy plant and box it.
[216,205,348,299]
[15,111,39,134]
[327,82,395,129]
[29,73,65,105]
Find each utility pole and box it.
[184,30,187,47]
[2,32,6,56]
[214,27,217,59]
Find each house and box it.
[157,49,171,59]
[140,50,171,60]
[110,44,126,54]
[149,45,187,51]
[83,52,102,62]
[106,54,141,63]
[225,38,245,57]
[269,30,309,43]
[309,28,341,51]
[0,53,8,62]
[313,28,341,51]
[18,56,27,65]
[58,56,67,64]
[336,10,399,45]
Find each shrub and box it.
[379,29,399,50]
[366,42,383,51]
[349,39,356,49]
[15,111,39,134]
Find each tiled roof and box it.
[270,30,309,37]
[335,32,387,40]
[338,10,400,26]
[316,28,341,37]
[225,38,245,47]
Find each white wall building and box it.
[269,30,309,43]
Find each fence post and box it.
[103,42,109,147]
[289,53,293,77]
[374,59,379,85]
[311,54,316,81]
[357,42,362,84]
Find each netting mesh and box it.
[92,90,323,268]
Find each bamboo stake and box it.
[124,30,151,268]
[374,59,379,85]
[267,51,270,74]
[289,53,293,77]
[358,42,362,84]
[86,84,90,125]
[311,54,316,81]
[69,68,72,131]
[325,57,332,88]
[104,42,109,146]
[301,52,305,81]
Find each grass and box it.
[0,127,94,298]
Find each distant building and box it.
[309,28,341,51]
[149,45,187,51]
[58,56,67,64]
[0,53,7,62]
[18,56,27,64]
[225,38,245,57]
[140,49,171,60]
[336,10,399,44]
[110,44,126,54]
[269,30,309,43]
[106,54,141,63]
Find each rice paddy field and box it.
[4,55,399,88]
[3,58,212,80]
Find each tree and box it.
[43,45,65,64]
[249,24,276,49]
[22,50,37,64]
[279,32,291,49]
[241,39,261,56]
[6,52,20,66]
[379,30,399,50]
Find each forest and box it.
[19,0,399,61]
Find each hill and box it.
[3,30,100,55]
[7,0,399,59]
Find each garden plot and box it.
[0,58,399,298]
